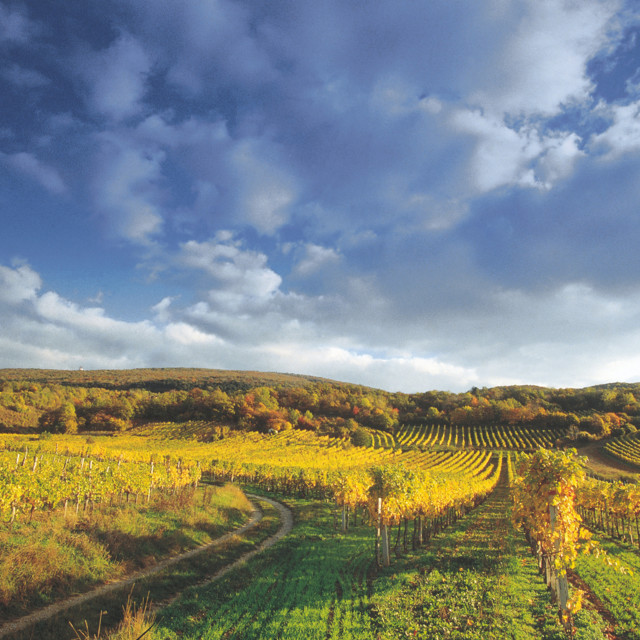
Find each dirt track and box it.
[0,494,293,639]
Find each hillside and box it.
[0,368,639,447]
[0,367,331,392]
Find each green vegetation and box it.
[1,369,640,639]
[140,478,606,640]
[1,368,639,443]
[369,481,574,639]
[574,532,640,639]
[133,497,376,640]
[603,431,640,468]
[0,483,253,622]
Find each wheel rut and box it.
[0,494,293,639]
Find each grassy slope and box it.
[0,484,253,623]
[2,496,284,640]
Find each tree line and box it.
[0,369,638,441]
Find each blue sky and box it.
[1,0,640,393]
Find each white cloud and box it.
[473,0,618,117]
[2,151,66,194]
[591,102,640,158]
[165,322,223,346]
[3,261,640,392]
[451,110,541,191]
[34,291,154,340]
[451,109,587,192]
[180,235,282,301]
[536,133,585,186]
[152,296,173,322]
[0,263,41,303]
[230,139,297,234]
[294,244,340,276]
[261,343,479,392]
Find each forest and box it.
[0,368,638,442]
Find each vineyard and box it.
[603,431,640,468]
[391,423,564,450]
[1,416,640,638]
[0,429,500,529]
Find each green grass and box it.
[575,531,640,639]
[4,495,281,640]
[143,480,603,640]
[4,480,623,640]
[145,497,376,640]
[369,482,576,640]
[0,483,255,634]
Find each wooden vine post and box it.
[375,497,381,565]
[549,502,570,617]
[379,497,390,567]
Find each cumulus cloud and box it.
[180,234,282,302]
[0,262,41,303]
[293,244,341,276]
[0,261,474,391]
[451,109,544,191]
[591,101,640,157]
[450,110,587,192]
[536,133,585,186]
[164,321,223,346]
[4,254,640,392]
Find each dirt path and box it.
[160,494,294,609]
[0,494,293,639]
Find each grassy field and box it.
[132,472,610,640]
[145,495,375,640]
